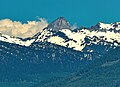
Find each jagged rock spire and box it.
[46,17,71,32]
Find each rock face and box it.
[46,17,71,32]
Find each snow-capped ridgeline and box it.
[0,32,35,46]
[47,29,86,51]
[47,28,120,51]
[80,29,120,45]
[34,17,70,42]
[92,22,120,31]
[35,29,53,42]
[0,17,120,51]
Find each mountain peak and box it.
[91,22,114,30]
[46,17,71,32]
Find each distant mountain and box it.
[0,17,120,52]
[33,17,71,42]
[33,17,120,51]
[46,17,71,32]
[0,17,120,86]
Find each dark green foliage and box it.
[0,41,119,87]
[42,47,120,87]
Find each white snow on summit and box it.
[0,17,120,52]
[93,22,120,31]
[47,28,120,51]
[98,22,114,29]
[0,32,35,46]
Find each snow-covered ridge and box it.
[80,29,120,44]
[0,32,35,46]
[0,17,120,52]
[92,22,120,31]
[47,28,120,51]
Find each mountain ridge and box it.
[0,17,120,51]
[0,17,120,86]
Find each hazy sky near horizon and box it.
[0,0,120,27]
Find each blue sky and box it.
[0,0,120,27]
